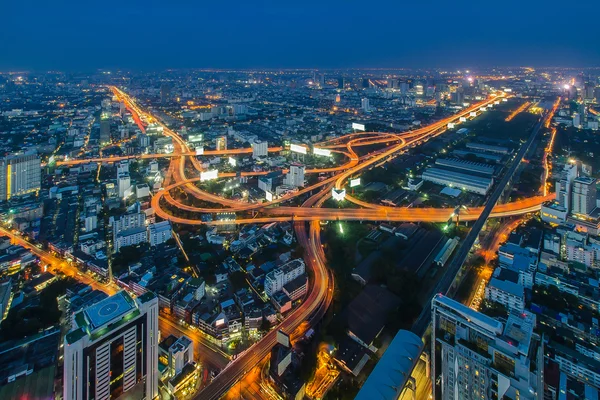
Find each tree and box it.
[260,318,271,333]
[0,277,75,341]
[229,271,248,291]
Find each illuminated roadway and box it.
[412,98,559,338]
[148,95,505,218]
[0,226,231,371]
[97,88,556,399]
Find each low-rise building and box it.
[114,226,147,253]
[148,221,172,247]
[264,259,305,298]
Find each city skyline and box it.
[2,0,600,71]
[1,32,600,398]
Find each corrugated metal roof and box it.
[355,330,424,400]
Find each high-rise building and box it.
[118,172,131,198]
[100,112,111,145]
[251,140,268,158]
[594,87,600,103]
[148,220,172,247]
[138,133,150,149]
[0,151,41,202]
[584,83,595,101]
[160,83,171,104]
[110,209,146,243]
[361,98,370,112]
[117,160,129,175]
[400,81,409,95]
[571,176,597,216]
[63,291,159,400]
[216,136,227,151]
[573,112,582,129]
[454,88,465,105]
[114,226,148,253]
[284,163,305,188]
[555,161,584,215]
[431,294,542,400]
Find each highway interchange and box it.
[55,86,555,399]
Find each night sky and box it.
[2,0,599,71]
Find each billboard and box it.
[352,123,366,131]
[350,178,361,188]
[459,117,467,122]
[228,157,237,167]
[188,134,203,143]
[266,191,273,202]
[195,147,204,155]
[480,107,487,112]
[290,144,307,155]
[447,123,456,129]
[200,169,218,181]
[494,101,500,105]
[313,147,332,157]
[502,98,508,102]
[332,188,346,201]
[470,112,477,117]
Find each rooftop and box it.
[434,294,504,335]
[81,291,136,331]
[345,285,401,345]
[488,277,524,298]
[355,330,423,400]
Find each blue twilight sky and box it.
[1,0,599,71]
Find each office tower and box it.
[584,83,595,101]
[100,112,111,145]
[361,98,370,112]
[0,151,41,202]
[556,161,581,213]
[117,160,129,175]
[400,81,409,95]
[138,133,150,149]
[160,83,171,104]
[337,77,345,89]
[216,136,227,151]
[431,294,542,400]
[284,163,305,188]
[454,88,465,105]
[571,176,597,216]
[252,140,268,158]
[63,291,159,400]
[335,94,341,103]
[362,78,370,89]
[118,172,131,198]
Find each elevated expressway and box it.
[102,88,550,399]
